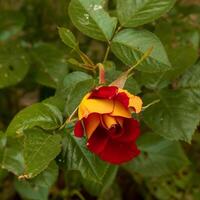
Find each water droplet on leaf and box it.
[93,4,102,11]
[79,13,90,25]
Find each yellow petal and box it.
[85,113,100,139]
[129,95,143,113]
[111,100,131,118]
[78,98,114,119]
[78,93,91,119]
[102,115,117,129]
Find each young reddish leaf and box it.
[110,70,129,88]
[97,63,106,84]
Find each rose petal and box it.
[111,100,131,118]
[78,99,114,119]
[102,115,117,129]
[99,140,140,164]
[129,95,143,113]
[115,92,129,108]
[87,126,109,154]
[74,120,84,137]
[89,86,118,99]
[87,120,141,164]
[113,118,140,142]
[116,117,124,127]
[118,88,143,113]
[84,113,100,138]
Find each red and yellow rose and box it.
[74,85,142,164]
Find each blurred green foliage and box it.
[0,0,200,200]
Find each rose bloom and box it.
[74,86,142,164]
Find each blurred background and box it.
[0,0,200,199]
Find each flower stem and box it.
[59,106,79,130]
[127,47,153,74]
[103,45,110,63]
[70,190,86,200]
[142,99,160,111]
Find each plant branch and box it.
[59,106,79,130]
[127,47,153,74]
[142,99,160,111]
[103,45,110,63]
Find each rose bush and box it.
[1,0,200,199]
[74,85,142,164]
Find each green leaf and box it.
[111,29,171,73]
[42,95,66,113]
[68,0,117,41]
[56,71,92,98]
[58,27,78,49]
[179,62,200,106]
[83,165,118,196]
[117,0,176,27]
[0,131,6,163]
[15,161,58,200]
[154,21,173,46]
[162,46,198,81]
[142,89,200,142]
[31,43,69,88]
[57,71,94,115]
[23,128,61,178]
[124,132,189,177]
[6,103,63,136]
[65,78,95,115]
[99,182,122,200]
[136,45,198,89]
[2,136,25,176]
[2,128,61,178]
[141,23,199,89]
[0,11,25,41]
[63,132,112,183]
[125,77,141,95]
[0,43,29,89]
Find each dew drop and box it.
[89,4,103,11]
[93,4,102,11]
[79,13,90,25]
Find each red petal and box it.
[108,118,140,143]
[89,86,118,99]
[99,140,140,164]
[115,118,140,142]
[74,120,84,137]
[87,119,141,164]
[115,92,129,108]
[87,126,109,154]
